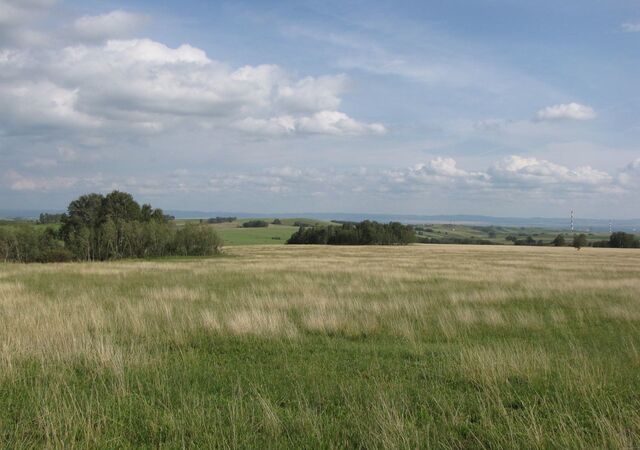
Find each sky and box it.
[0,0,639,218]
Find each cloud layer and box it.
[0,12,385,138]
[6,156,636,202]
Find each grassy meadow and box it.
[172,218,332,246]
[1,244,640,448]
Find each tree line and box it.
[204,217,236,224]
[287,221,415,245]
[0,191,221,263]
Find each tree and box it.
[173,223,222,256]
[5,191,221,263]
[287,221,415,245]
[609,232,639,249]
[102,191,141,223]
[551,234,566,247]
[573,234,588,250]
[60,193,104,260]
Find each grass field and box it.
[173,218,333,246]
[1,245,640,448]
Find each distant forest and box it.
[287,221,415,245]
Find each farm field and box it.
[1,245,640,448]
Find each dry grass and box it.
[0,244,639,447]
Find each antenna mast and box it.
[570,210,574,232]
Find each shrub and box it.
[39,247,74,263]
[242,220,269,228]
[172,224,222,256]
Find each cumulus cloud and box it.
[234,111,386,136]
[72,10,148,41]
[0,35,383,137]
[386,157,488,189]
[489,156,611,187]
[382,155,621,198]
[276,75,347,112]
[5,156,638,208]
[536,102,596,121]
[0,80,101,131]
[622,23,640,33]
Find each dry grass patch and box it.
[460,343,551,385]
[226,309,298,338]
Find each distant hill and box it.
[164,211,640,232]
[2,209,638,232]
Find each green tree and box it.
[609,232,639,248]
[173,223,222,256]
[551,234,566,247]
[573,234,588,250]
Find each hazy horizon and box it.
[1,0,639,218]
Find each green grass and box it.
[215,224,299,245]
[174,217,334,246]
[415,223,610,244]
[1,245,639,448]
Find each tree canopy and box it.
[287,221,415,245]
[1,191,221,263]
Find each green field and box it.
[174,218,334,246]
[1,245,639,448]
[414,223,610,244]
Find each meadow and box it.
[1,244,639,448]
[173,218,332,246]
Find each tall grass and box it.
[1,245,639,447]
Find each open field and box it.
[1,245,640,447]
[173,218,334,246]
[414,223,611,244]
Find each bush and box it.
[39,247,74,263]
[172,224,222,256]
[207,217,236,224]
[242,220,269,228]
[272,219,282,225]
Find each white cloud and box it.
[489,156,611,187]
[0,80,101,130]
[276,75,347,112]
[619,158,640,188]
[383,155,618,198]
[6,170,77,191]
[297,111,386,135]
[0,0,55,27]
[234,111,386,136]
[0,35,382,137]
[403,158,488,185]
[536,102,596,121]
[72,10,148,41]
[622,23,640,33]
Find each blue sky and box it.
[1,0,639,218]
